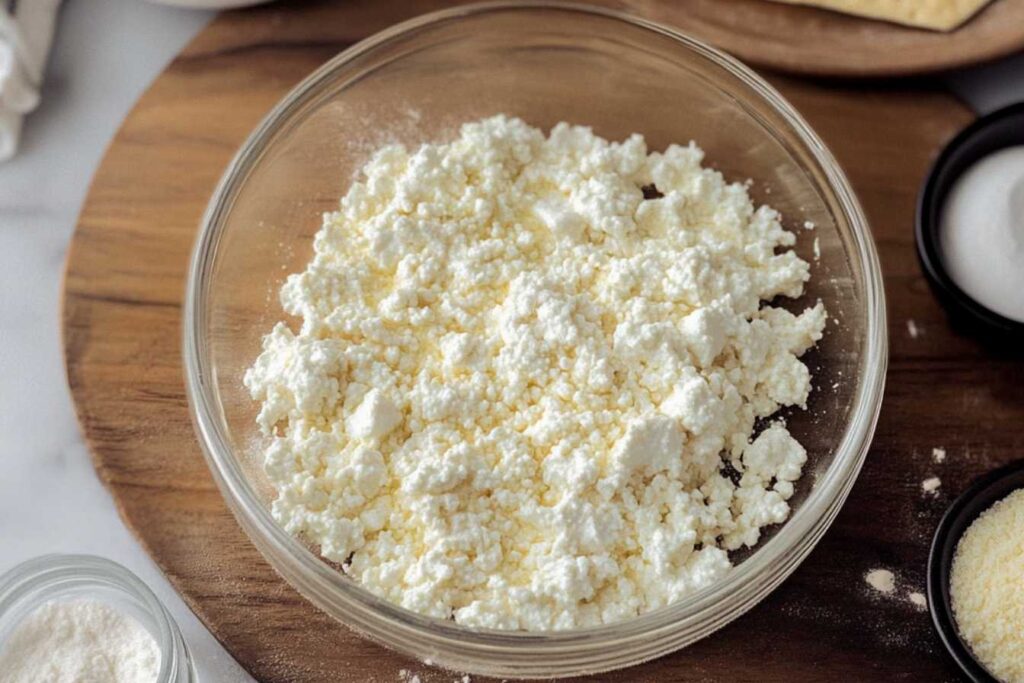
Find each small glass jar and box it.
[0,554,197,682]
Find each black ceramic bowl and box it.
[928,459,1024,682]
[916,102,1024,340]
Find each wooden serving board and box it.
[64,1,1024,680]
[628,0,1024,77]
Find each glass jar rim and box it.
[0,554,194,683]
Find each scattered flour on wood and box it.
[865,570,930,614]
[398,670,471,683]
[951,488,1024,682]
[865,569,896,594]
[247,115,825,630]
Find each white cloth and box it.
[0,0,62,161]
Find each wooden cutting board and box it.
[627,0,1024,77]
[64,1,1024,680]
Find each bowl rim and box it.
[183,0,887,674]
[915,101,1024,339]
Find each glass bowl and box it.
[0,555,196,682]
[184,2,887,678]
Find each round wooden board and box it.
[65,1,1024,681]
[627,0,1024,77]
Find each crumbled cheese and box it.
[245,116,826,630]
[922,477,942,495]
[865,569,896,594]
[932,447,946,463]
[951,489,1024,682]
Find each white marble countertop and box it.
[0,0,1022,680]
[0,1,248,679]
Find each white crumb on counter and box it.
[906,319,922,339]
[813,236,820,261]
[908,592,928,611]
[803,220,816,230]
[932,447,946,463]
[922,477,942,495]
[865,569,896,594]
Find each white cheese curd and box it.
[245,116,826,630]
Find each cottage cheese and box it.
[245,116,826,630]
[952,488,1024,682]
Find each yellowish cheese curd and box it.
[245,115,826,630]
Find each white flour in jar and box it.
[0,598,159,683]
[940,146,1024,322]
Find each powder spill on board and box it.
[398,670,471,683]
[864,569,930,614]
[940,145,1024,323]
[246,115,826,631]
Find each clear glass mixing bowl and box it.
[0,555,196,683]
[184,2,887,678]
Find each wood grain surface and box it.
[63,1,1024,681]
[628,0,1024,77]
